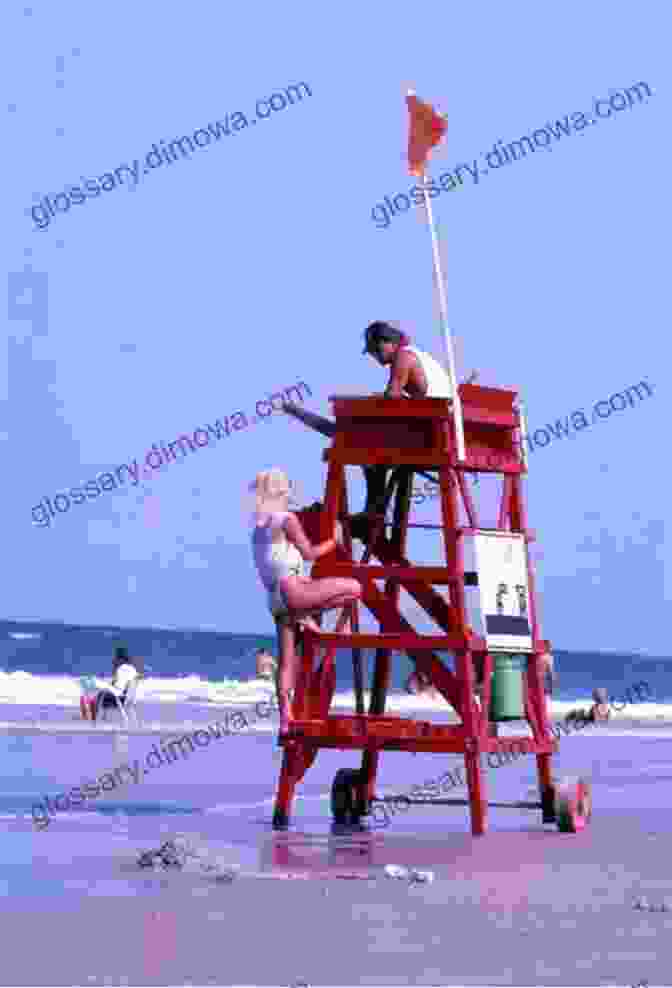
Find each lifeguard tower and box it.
[273,386,592,837]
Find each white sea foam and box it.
[0,670,279,708]
[0,670,668,726]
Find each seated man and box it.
[93,645,143,721]
[350,321,477,540]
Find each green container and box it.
[489,654,526,721]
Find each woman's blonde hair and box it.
[250,468,293,514]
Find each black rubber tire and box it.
[331,768,365,825]
[541,784,557,824]
[556,776,592,833]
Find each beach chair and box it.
[96,676,141,725]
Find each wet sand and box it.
[4,704,672,984]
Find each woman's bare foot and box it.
[300,616,351,635]
[297,617,323,634]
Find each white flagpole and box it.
[419,168,466,463]
[518,399,529,471]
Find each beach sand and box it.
[4,701,672,985]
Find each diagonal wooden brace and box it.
[358,578,461,713]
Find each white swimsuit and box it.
[251,511,304,618]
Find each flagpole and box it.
[420,171,466,463]
[518,399,529,471]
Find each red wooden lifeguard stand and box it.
[273,385,591,836]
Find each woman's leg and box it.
[281,576,361,616]
[274,615,299,733]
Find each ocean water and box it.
[2,618,671,924]
[0,618,669,717]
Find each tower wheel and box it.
[330,768,366,826]
[555,777,592,833]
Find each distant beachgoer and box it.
[93,645,143,722]
[589,687,611,722]
[249,468,362,734]
[405,670,439,698]
[565,687,611,727]
[255,648,277,681]
[539,651,556,695]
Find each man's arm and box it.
[281,402,336,437]
[385,350,415,397]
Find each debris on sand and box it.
[137,834,239,882]
[633,896,672,913]
[384,864,435,884]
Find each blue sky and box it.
[3,1,669,655]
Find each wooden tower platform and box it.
[272,384,591,836]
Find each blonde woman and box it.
[250,469,362,733]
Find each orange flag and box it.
[406,90,447,176]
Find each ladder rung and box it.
[329,565,455,583]
[323,564,479,586]
[301,631,474,650]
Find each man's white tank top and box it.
[402,345,453,398]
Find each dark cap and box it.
[362,321,403,354]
